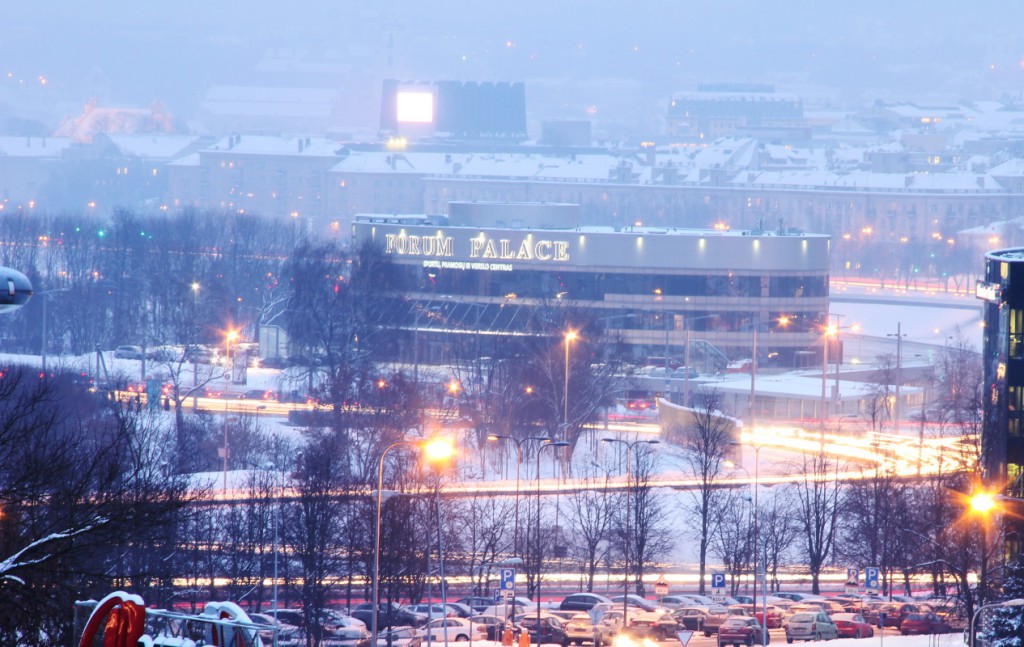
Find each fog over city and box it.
[4,1,1024,136]
[3,3,1024,647]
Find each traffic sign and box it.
[500,567,516,591]
[711,573,726,590]
[865,567,880,590]
[655,575,669,596]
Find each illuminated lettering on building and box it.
[385,233,454,257]
[469,236,570,262]
[976,280,1002,302]
[383,230,571,264]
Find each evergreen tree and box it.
[981,554,1024,647]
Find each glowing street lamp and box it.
[564,330,578,433]
[371,438,455,642]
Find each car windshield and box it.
[723,619,748,627]
[790,613,816,622]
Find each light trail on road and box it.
[194,417,976,505]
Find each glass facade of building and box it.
[353,209,832,373]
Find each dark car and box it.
[900,613,953,635]
[610,595,662,613]
[457,597,496,613]
[561,593,614,612]
[519,615,570,647]
[718,617,769,647]
[352,603,425,630]
[877,603,921,629]
[674,605,729,636]
[628,609,681,640]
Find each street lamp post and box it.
[564,330,577,437]
[372,438,455,643]
[533,438,568,645]
[886,323,905,433]
[487,434,528,557]
[601,437,660,624]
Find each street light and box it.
[371,437,456,642]
[601,437,660,624]
[970,598,1024,647]
[225,328,239,377]
[423,438,455,647]
[564,330,578,435]
[487,434,529,557]
[886,322,906,433]
[533,438,569,644]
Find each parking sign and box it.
[865,567,880,590]
[500,567,516,591]
[711,573,726,589]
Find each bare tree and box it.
[565,465,614,592]
[628,446,675,597]
[670,388,736,594]
[711,490,753,596]
[791,450,844,593]
[759,490,799,592]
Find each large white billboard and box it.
[396,91,435,124]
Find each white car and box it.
[420,617,474,643]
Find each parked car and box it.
[610,595,664,613]
[408,604,456,619]
[518,615,570,647]
[673,605,730,636]
[876,603,922,629]
[465,615,504,641]
[561,593,614,612]
[419,617,474,642]
[657,596,696,610]
[248,612,303,646]
[374,626,421,647]
[457,597,495,613]
[900,613,953,635]
[114,345,144,360]
[565,612,613,646]
[784,611,838,643]
[831,613,874,639]
[803,599,845,616]
[717,617,769,647]
[351,603,426,630]
[626,608,680,640]
[774,593,825,604]
[740,605,784,629]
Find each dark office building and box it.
[979,249,1024,497]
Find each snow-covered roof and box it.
[0,136,73,158]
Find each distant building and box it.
[350,202,832,393]
[379,79,527,142]
[979,249,1024,495]
[666,89,804,139]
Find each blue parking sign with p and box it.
[500,567,516,591]
[711,573,726,589]
[865,567,880,590]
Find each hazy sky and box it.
[3,1,1023,132]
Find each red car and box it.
[717,617,769,647]
[900,613,952,635]
[832,613,875,639]
[751,606,785,629]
